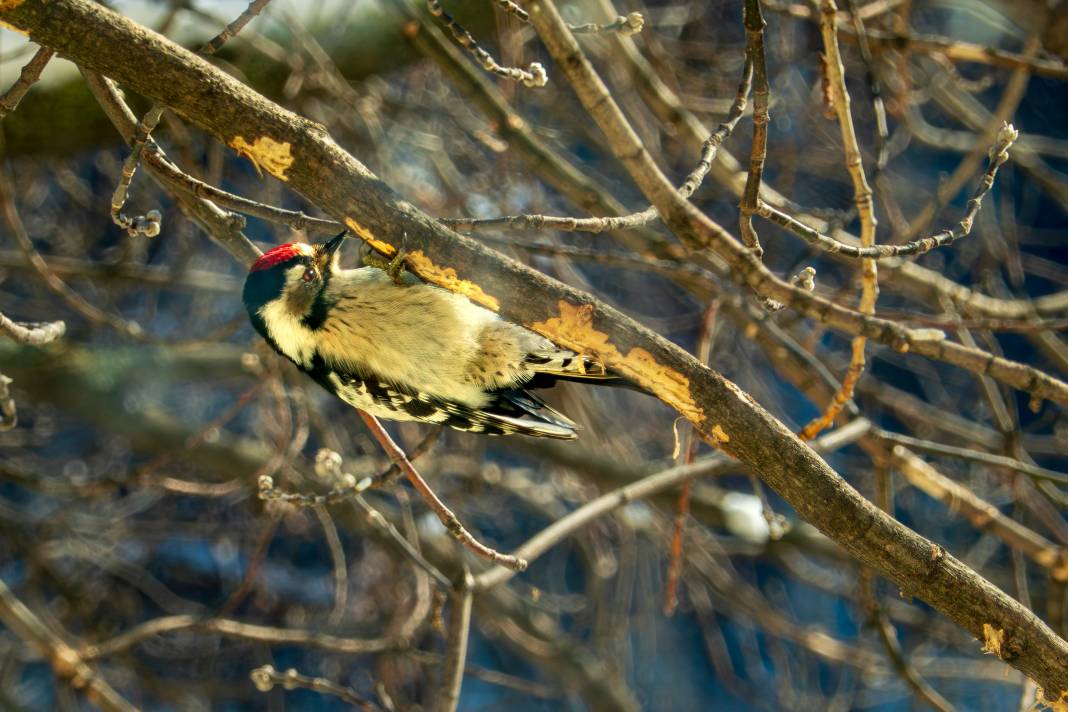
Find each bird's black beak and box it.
[322,231,347,257]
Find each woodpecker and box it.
[242,232,622,439]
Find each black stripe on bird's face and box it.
[243,263,287,341]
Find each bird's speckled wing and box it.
[306,354,577,439]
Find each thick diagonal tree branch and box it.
[4,0,1066,698]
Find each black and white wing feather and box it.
[307,354,578,439]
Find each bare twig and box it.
[891,447,1068,583]
[0,45,54,118]
[757,124,1018,260]
[739,0,769,258]
[0,309,65,432]
[110,105,165,237]
[473,421,870,592]
[427,0,547,87]
[313,504,349,627]
[664,302,719,614]
[799,0,879,441]
[437,569,474,712]
[250,665,383,711]
[81,70,261,264]
[0,310,65,345]
[873,429,1068,487]
[112,0,276,239]
[0,578,136,711]
[199,0,274,55]
[568,12,644,36]
[81,614,404,660]
[490,0,642,35]
[441,55,753,235]
[859,570,957,712]
[358,412,527,571]
[0,169,146,337]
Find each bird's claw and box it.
[364,249,409,284]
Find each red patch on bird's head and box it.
[250,243,310,272]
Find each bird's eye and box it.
[302,268,316,282]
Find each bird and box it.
[242,231,623,439]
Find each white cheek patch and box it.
[260,299,315,367]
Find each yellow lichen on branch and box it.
[343,217,396,257]
[229,136,293,180]
[533,301,704,423]
[405,250,500,311]
[981,623,1005,658]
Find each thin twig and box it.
[199,0,274,55]
[371,425,444,489]
[664,302,719,615]
[313,505,349,627]
[113,0,276,238]
[0,309,66,432]
[898,39,1037,243]
[891,447,1068,583]
[441,56,753,234]
[0,310,65,346]
[81,614,404,660]
[0,45,54,118]
[358,412,527,571]
[800,0,879,441]
[739,0,769,258]
[842,0,889,172]
[0,169,146,337]
[350,494,452,590]
[0,578,137,711]
[873,429,1068,487]
[110,106,165,237]
[436,569,473,712]
[217,513,281,616]
[490,0,642,35]
[250,665,384,711]
[859,570,957,712]
[757,124,1018,261]
[81,70,261,265]
[473,420,870,592]
[568,12,644,36]
[427,0,546,87]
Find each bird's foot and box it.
[364,249,409,284]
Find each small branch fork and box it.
[358,412,527,571]
[110,0,275,237]
[757,122,1019,260]
[440,55,753,234]
[85,71,338,246]
[0,45,54,118]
